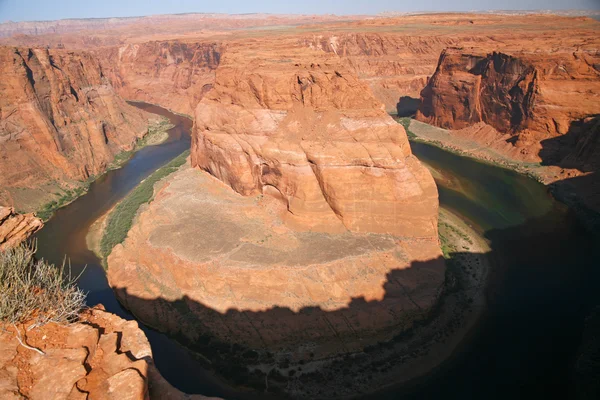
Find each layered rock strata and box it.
[96,41,221,116]
[416,48,600,160]
[107,45,444,375]
[0,46,150,210]
[0,207,43,251]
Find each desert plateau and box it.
[0,1,599,399]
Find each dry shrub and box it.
[0,242,86,325]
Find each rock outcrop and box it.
[0,306,212,400]
[0,46,150,211]
[107,44,444,383]
[416,48,600,160]
[192,45,439,237]
[0,307,150,399]
[96,41,221,116]
[0,207,43,251]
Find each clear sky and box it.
[0,0,598,22]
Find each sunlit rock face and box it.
[107,42,444,367]
[192,44,440,237]
[416,48,600,161]
[95,41,221,116]
[0,46,150,210]
[0,207,42,250]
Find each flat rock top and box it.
[147,166,398,267]
[107,164,444,352]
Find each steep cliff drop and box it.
[106,43,444,394]
[0,46,151,212]
[95,41,221,116]
[416,48,600,219]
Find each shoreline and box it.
[35,115,174,222]
[403,117,600,233]
[90,158,491,398]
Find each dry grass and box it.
[0,242,86,326]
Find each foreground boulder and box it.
[0,207,42,251]
[0,307,149,399]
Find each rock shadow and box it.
[538,115,600,232]
[396,96,421,117]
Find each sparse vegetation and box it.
[100,150,190,261]
[37,181,92,221]
[0,242,86,325]
[36,118,174,222]
[108,117,174,170]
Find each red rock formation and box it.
[192,44,439,237]
[95,41,221,116]
[416,48,600,160]
[0,207,43,251]
[0,307,149,399]
[0,46,151,211]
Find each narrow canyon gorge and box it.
[0,10,598,400]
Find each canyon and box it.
[0,10,598,400]
[0,46,151,212]
[415,47,600,219]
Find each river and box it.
[35,106,599,399]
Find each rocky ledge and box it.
[0,207,42,251]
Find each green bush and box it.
[0,242,86,325]
[100,150,190,261]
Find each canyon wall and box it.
[0,46,151,211]
[416,48,600,159]
[299,33,456,113]
[96,41,221,116]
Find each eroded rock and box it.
[0,207,42,251]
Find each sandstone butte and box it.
[0,206,43,251]
[0,46,151,211]
[416,47,600,214]
[106,43,444,365]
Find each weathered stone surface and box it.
[192,44,439,237]
[416,48,600,161]
[0,207,42,251]
[95,41,221,116]
[108,164,445,360]
[0,46,151,210]
[0,307,207,400]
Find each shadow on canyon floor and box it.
[396,96,421,117]
[111,204,599,399]
[107,115,600,398]
[538,115,600,231]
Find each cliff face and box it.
[192,45,439,237]
[96,41,221,116]
[299,33,455,113]
[416,48,600,159]
[0,46,150,211]
[0,207,43,251]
